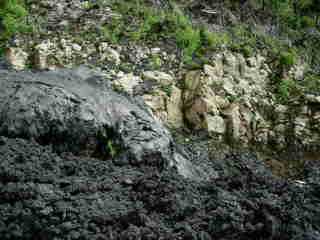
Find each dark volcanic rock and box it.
[0,137,320,239]
[0,67,172,167]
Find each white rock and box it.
[206,115,226,135]
[305,94,320,104]
[151,47,161,54]
[72,43,82,52]
[101,47,121,65]
[113,73,141,94]
[142,71,174,85]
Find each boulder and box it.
[223,104,241,141]
[0,67,173,167]
[143,86,184,128]
[142,71,174,85]
[206,115,226,136]
[166,86,184,128]
[101,47,121,65]
[113,72,141,94]
[34,40,53,70]
[5,47,28,70]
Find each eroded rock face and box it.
[181,51,320,151]
[0,67,174,167]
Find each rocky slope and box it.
[0,67,320,240]
[0,0,320,239]
[4,0,320,160]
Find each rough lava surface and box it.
[0,67,320,239]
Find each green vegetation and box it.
[301,73,320,93]
[279,50,298,70]
[102,19,124,44]
[160,84,173,97]
[97,128,121,159]
[0,0,317,104]
[0,0,30,41]
[98,1,231,64]
[96,0,314,69]
[276,78,299,103]
[149,54,162,70]
[107,140,117,158]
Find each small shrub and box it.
[102,19,124,43]
[302,74,320,93]
[138,8,164,40]
[149,54,162,70]
[161,84,173,97]
[277,78,298,103]
[107,140,117,158]
[0,0,30,40]
[229,25,257,57]
[300,16,316,28]
[201,29,231,50]
[175,25,201,64]
[279,50,297,69]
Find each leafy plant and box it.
[161,84,173,97]
[101,18,124,44]
[279,50,297,69]
[201,29,231,50]
[107,140,117,158]
[0,0,30,40]
[149,54,162,69]
[277,78,299,103]
[302,74,320,93]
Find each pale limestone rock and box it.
[254,120,270,144]
[223,51,240,78]
[237,53,246,76]
[113,73,141,94]
[101,47,121,65]
[64,45,72,59]
[222,77,236,96]
[151,47,161,54]
[34,40,53,70]
[294,117,309,137]
[289,61,308,81]
[223,104,241,141]
[184,70,202,91]
[166,86,184,128]
[305,94,320,104]
[134,80,183,127]
[275,104,288,114]
[5,48,28,70]
[204,63,223,78]
[185,98,209,129]
[206,115,226,135]
[142,71,174,85]
[99,42,109,52]
[247,56,258,67]
[143,90,166,113]
[143,87,184,128]
[184,89,219,129]
[72,43,82,52]
[214,95,230,109]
